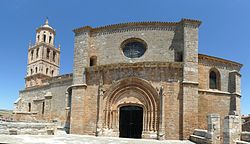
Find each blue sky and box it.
[0,0,249,115]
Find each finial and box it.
[45,17,49,25]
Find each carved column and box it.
[157,86,165,140]
[150,111,153,131]
[146,110,149,131]
[96,88,103,136]
[143,109,147,131]
[65,91,70,133]
[96,73,104,136]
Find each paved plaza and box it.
[0,134,195,144]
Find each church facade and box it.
[14,18,242,140]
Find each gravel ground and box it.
[0,134,195,144]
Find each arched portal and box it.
[100,77,159,138]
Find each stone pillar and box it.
[64,91,71,133]
[181,19,201,139]
[229,71,241,114]
[70,27,91,134]
[44,92,52,121]
[206,114,221,144]
[229,71,241,95]
[69,85,87,134]
[73,27,91,85]
[223,114,241,144]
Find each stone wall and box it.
[15,74,73,127]
[241,132,250,142]
[190,129,210,143]
[191,114,247,144]
[0,121,57,135]
[242,116,250,132]
[75,24,186,67]
[190,114,221,144]
[242,121,250,132]
[91,28,177,65]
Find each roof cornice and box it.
[181,18,202,28]
[198,54,243,69]
[73,18,202,34]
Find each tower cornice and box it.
[36,27,56,35]
[29,42,60,53]
[28,59,60,68]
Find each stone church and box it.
[13,18,242,140]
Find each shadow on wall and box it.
[169,25,184,63]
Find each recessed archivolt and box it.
[103,77,159,131]
[104,77,159,109]
[111,86,151,110]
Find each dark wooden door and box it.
[119,106,143,138]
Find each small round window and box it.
[121,38,147,58]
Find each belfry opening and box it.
[119,105,143,138]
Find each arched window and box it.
[42,102,45,114]
[36,48,39,58]
[30,69,33,75]
[31,50,34,61]
[52,51,56,62]
[51,70,54,76]
[90,56,97,66]
[43,34,46,42]
[35,67,38,73]
[28,103,31,112]
[47,48,50,59]
[46,68,49,74]
[49,36,52,44]
[209,69,220,90]
[37,35,40,42]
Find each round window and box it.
[122,39,147,58]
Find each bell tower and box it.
[25,18,60,88]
